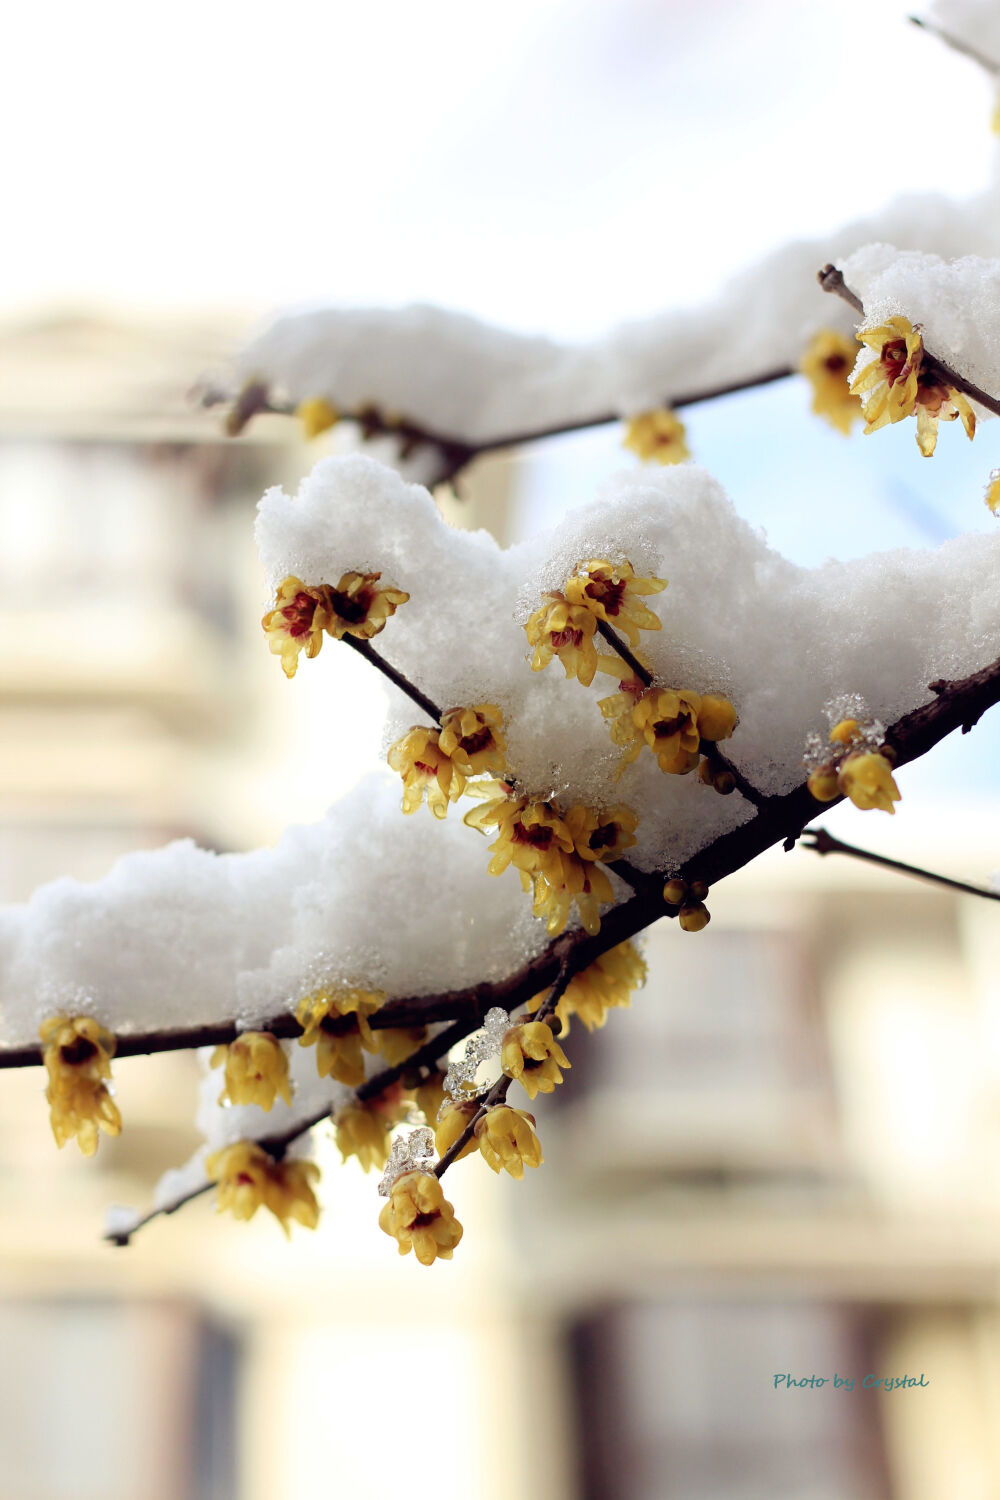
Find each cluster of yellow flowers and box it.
[526,559,666,686]
[662,877,712,932]
[526,939,646,1034]
[622,408,690,465]
[807,718,901,815]
[206,1142,321,1237]
[262,571,409,677]
[387,704,507,817]
[40,1014,122,1156]
[464,787,637,935]
[800,329,863,435]
[600,679,738,780]
[850,315,975,458]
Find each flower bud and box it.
[678,903,710,933]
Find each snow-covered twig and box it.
[818,263,1000,418]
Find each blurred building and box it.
[1,310,1000,1500]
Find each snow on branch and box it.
[207,190,1000,471]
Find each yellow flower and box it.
[466,793,574,880]
[387,727,465,817]
[378,1170,463,1265]
[437,704,507,778]
[325,571,410,641]
[678,902,711,932]
[529,854,615,937]
[411,1071,447,1126]
[334,1100,393,1173]
[529,941,646,1034]
[266,1158,322,1236]
[563,559,666,647]
[800,329,862,435]
[985,471,1000,515]
[829,717,860,746]
[296,987,382,1085]
[501,1021,570,1100]
[623,408,690,465]
[40,1014,121,1157]
[434,1099,480,1163]
[807,764,840,802]
[564,802,638,863]
[851,316,975,457]
[475,1106,543,1179]
[838,751,901,814]
[205,1142,321,1236]
[633,688,703,774]
[375,1026,428,1068]
[211,1031,292,1112]
[261,576,335,678]
[696,692,738,743]
[524,593,601,686]
[296,397,339,439]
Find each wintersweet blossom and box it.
[986,471,1000,515]
[261,577,335,678]
[378,1170,463,1265]
[434,1099,480,1163]
[800,329,862,434]
[375,1027,428,1068]
[412,1072,448,1127]
[530,853,614,937]
[206,1142,321,1236]
[622,408,690,464]
[564,802,638,863]
[475,1106,543,1179]
[437,704,507,778]
[296,397,339,439]
[296,987,381,1086]
[40,1015,121,1156]
[851,316,975,457]
[211,1031,292,1111]
[524,593,601,685]
[325,571,410,641]
[838,751,901,814]
[334,1100,393,1173]
[633,688,704,774]
[528,941,647,1034]
[501,1021,571,1100]
[563,559,667,646]
[387,727,465,817]
[466,793,575,881]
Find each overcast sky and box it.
[3,0,995,332]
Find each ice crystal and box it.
[443,1006,509,1100]
[377,1127,436,1196]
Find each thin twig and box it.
[596,619,764,808]
[595,619,653,686]
[818,265,1000,419]
[909,13,1000,73]
[206,365,795,468]
[800,827,1000,902]
[433,959,572,1180]
[340,635,444,721]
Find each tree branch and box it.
[818,264,1000,419]
[11,652,1000,1080]
[909,13,1000,74]
[340,634,444,721]
[204,365,795,471]
[800,826,1000,902]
